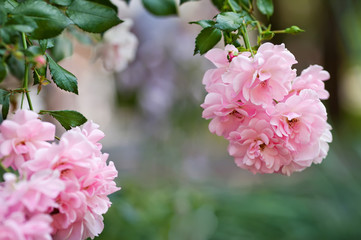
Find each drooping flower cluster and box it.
[0,110,120,240]
[201,43,332,175]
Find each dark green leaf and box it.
[39,39,55,53]
[0,27,19,44]
[142,0,177,16]
[49,0,72,6]
[214,12,245,31]
[0,7,7,25]
[66,0,122,33]
[6,55,24,80]
[3,0,18,12]
[123,0,131,4]
[1,95,9,120]
[190,20,215,28]
[39,110,87,130]
[0,61,7,82]
[5,15,38,33]
[194,27,222,55]
[211,0,225,10]
[12,0,71,39]
[239,0,251,10]
[180,0,199,4]
[88,0,118,12]
[47,54,78,94]
[228,0,241,12]
[0,89,10,120]
[284,25,304,34]
[256,0,273,18]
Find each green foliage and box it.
[180,0,200,4]
[214,12,252,31]
[39,39,55,54]
[5,15,37,33]
[256,0,274,18]
[284,25,305,34]
[0,61,6,82]
[49,0,73,6]
[190,20,216,28]
[0,89,10,119]
[194,27,222,55]
[39,110,87,130]
[66,0,122,33]
[12,0,71,39]
[47,54,78,94]
[142,0,177,16]
[6,55,24,81]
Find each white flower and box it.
[98,19,138,72]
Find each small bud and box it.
[34,55,47,68]
[14,51,24,59]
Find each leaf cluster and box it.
[189,0,304,55]
[0,0,121,127]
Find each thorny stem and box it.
[21,33,33,111]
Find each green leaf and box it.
[39,39,55,53]
[0,89,10,120]
[0,7,7,25]
[180,0,199,4]
[47,54,78,94]
[284,25,304,34]
[194,27,222,55]
[124,0,131,4]
[39,110,87,130]
[5,15,38,33]
[0,61,7,82]
[88,0,118,12]
[49,0,72,6]
[66,0,122,33]
[6,55,24,80]
[211,0,225,10]
[228,0,241,12]
[3,0,18,12]
[0,27,19,44]
[142,0,177,16]
[12,0,71,39]
[256,0,273,18]
[214,12,247,31]
[24,46,43,57]
[190,20,215,28]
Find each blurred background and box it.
[32,0,361,239]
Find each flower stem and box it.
[0,161,10,173]
[240,24,254,57]
[21,33,33,111]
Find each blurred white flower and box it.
[98,19,138,72]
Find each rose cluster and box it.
[0,110,119,240]
[201,43,332,175]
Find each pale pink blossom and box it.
[229,43,297,107]
[291,65,330,99]
[0,110,55,171]
[228,117,292,174]
[98,19,138,72]
[270,90,331,174]
[0,171,64,240]
[201,43,332,175]
[201,83,258,138]
[23,122,120,239]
